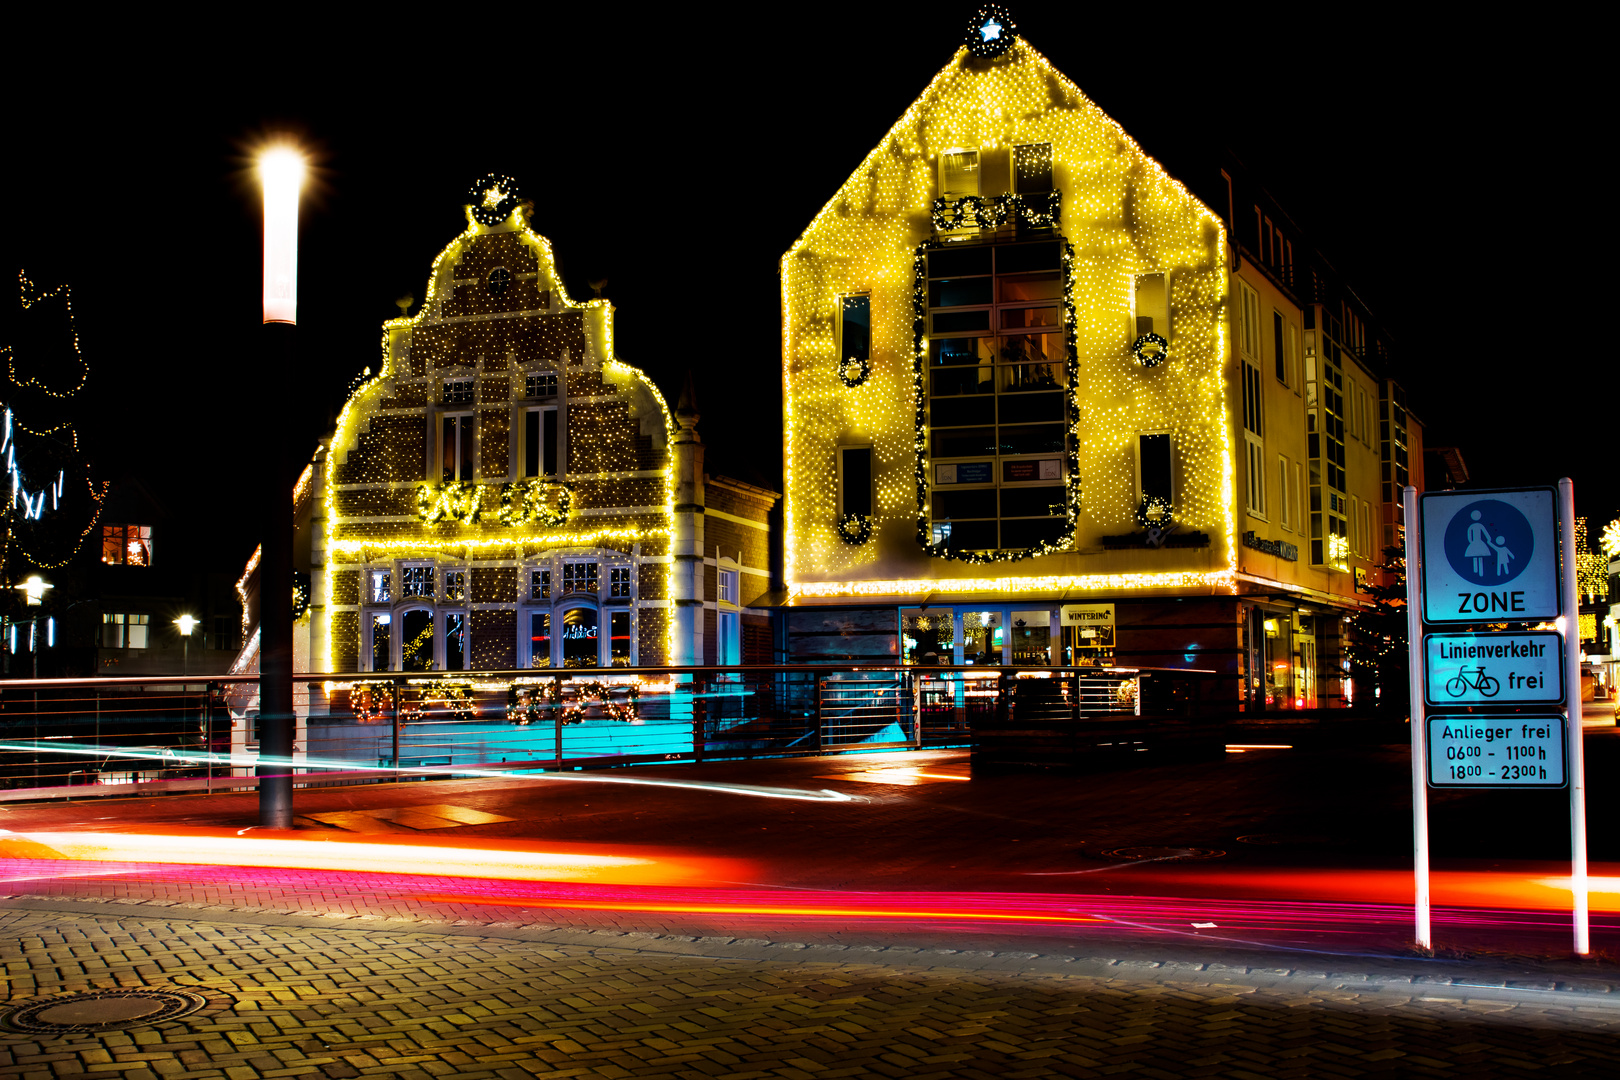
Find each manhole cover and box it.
[2,989,207,1034]
[1236,833,1333,846]
[1100,845,1225,861]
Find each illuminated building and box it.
[778,11,1426,708]
[234,177,777,697]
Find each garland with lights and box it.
[418,480,573,527]
[930,193,1059,233]
[1132,333,1168,367]
[506,680,552,725]
[965,3,1016,58]
[911,240,1081,564]
[417,679,479,724]
[837,356,870,388]
[837,513,873,545]
[350,681,394,724]
[467,173,521,226]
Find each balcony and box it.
[933,191,1061,237]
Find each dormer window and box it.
[444,378,475,404]
[525,372,557,398]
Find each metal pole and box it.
[1402,483,1432,952]
[258,321,296,827]
[391,676,401,784]
[1558,477,1590,955]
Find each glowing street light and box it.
[258,146,304,325]
[175,614,197,677]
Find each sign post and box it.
[1405,482,1589,955]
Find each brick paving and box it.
[1,906,1618,1080]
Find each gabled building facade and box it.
[779,13,1422,709]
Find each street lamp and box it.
[259,146,304,325]
[175,614,197,677]
[12,575,52,679]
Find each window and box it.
[1240,301,1264,518]
[525,371,557,398]
[718,568,737,605]
[1134,273,1169,340]
[1138,434,1173,509]
[1013,143,1053,194]
[371,571,392,603]
[443,612,466,670]
[370,613,391,671]
[443,569,467,603]
[524,406,559,478]
[531,568,551,600]
[561,607,599,667]
[400,565,434,599]
[940,149,980,199]
[562,561,598,594]
[1237,281,1261,361]
[717,609,740,666]
[1272,311,1288,385]
[529,612,551,668]
[1362,501,1374,559]
[400,609,434,671]
[839,446,873,520]
[442,414,473,481]
[924,240,1069,552]
[486,267,510,296]
[444,378,475,404]
[609,566,633,599]
[101,613,149,649]
[101,525,153,566]
[1278,455,1291,530]
[611,610,632,666]
[839,295,870,371]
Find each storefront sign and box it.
[1242,531,1298,561]
[1060,603,1114,628]
[936,462,994,485]
[1002,458,1062,482]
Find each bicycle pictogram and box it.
[1444,666,1499,698]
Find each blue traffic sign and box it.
[1421,487,1560,624]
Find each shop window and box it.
[444,612,466,670]
[400,609,434,671]
[901,610,954,665]
[561,607,599,667]
[442,414,474,481]
[1013,143,1053,194]
[371,571,392,603]
[443,569,467,603]
[370,613,391,671]
[529,612,551,668]
[839,446,873,520]
[610,566,633,598]
[444,378,475,405]
[611,610,632,666]
[962,610,1002,665]
[531,568,551,600]
[562,562,598,594]
[524,406,558,478]
[400,565,434,599]
[101,525,153,566]
[1009,610,1051,666]
[525,371,557,398]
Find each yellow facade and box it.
[782,37,1232,599]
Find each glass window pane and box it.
[931,366,994,396]
[530,612,551,668]
[444,613,465,671]
[941,150,980,197]
[940,519,997,550]
[930,396,995,427]
[1000,517,1067,549]
[996,392,1064,424]
[1000,485,1065,518]
[611,610,631,666]
[929,336,994,366]
[998,362,1065,392]
[962,610,1002,665]
[840,296,870,362]
[932,427,997,458]
[1140,434,1173,503]
[524,410,540,478]
[1013,144,1053,194]
[1001,306,1059,330]
[401,609,434,672]
[928,245,992,277]
[995,242,1061,273]
[932,310,991,334]
[901,610,954,665]
[998,273,1060,302]
[998,333,1063,365]
[840,448,873,518]
[932,488,997,519]
[562,608,599,668]
[371,614,391,671]
[929,278,994,307]
[999,424,1065,455]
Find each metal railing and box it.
[0,665,1220,801]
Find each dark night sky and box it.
[0,7,1588,573]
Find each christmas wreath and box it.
[837,513,874,544]
[1132,332,1168,367]
[467,173,521,226]
[931,196,966,231]
[838,356,871,387]
[1135,494,1173,529]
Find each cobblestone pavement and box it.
[1,905,1619,1080]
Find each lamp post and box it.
[258,144,303,829]
[175,614,197,677]
[13,575,53,679]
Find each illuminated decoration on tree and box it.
[322,179,676,672]
[0,272,109,585]
[780,30,1233,598]
[1602,519,1620,560]
[1132,333,1168,367]
[1575,516,1608,602]
[965,4,1016,58]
